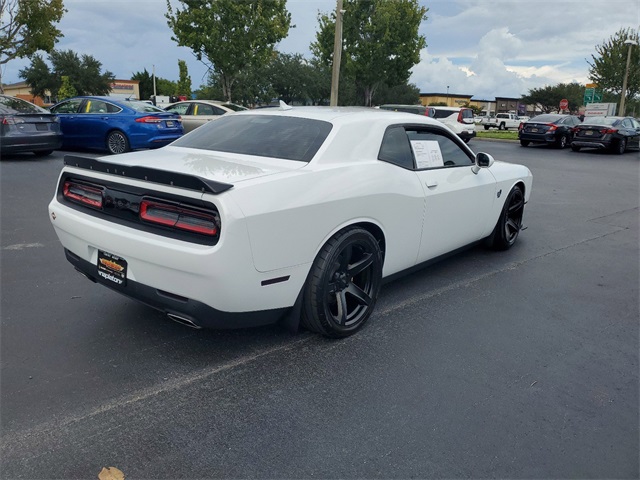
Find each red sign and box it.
[559,98,569,109]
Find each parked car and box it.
[379,104,433,116]
[49,96,183,154]
[164,100,248,133]
[380,105,476,143]
[0,94,63,157]
[48,107,532,338]
[518,114,582,148]
[482,112,521,130]
[570,116,640,154]
[429,106,476,143]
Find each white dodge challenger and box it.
[48,106,532,337]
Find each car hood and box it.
[99,145,307,184]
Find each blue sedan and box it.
[49,96,183,154]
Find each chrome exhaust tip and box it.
[167,313,202,329]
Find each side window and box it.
[621,119,632,128]
[106,103,121,113]
[407,128,474,168]
[378,126,414,169]
[50,99,82,114]
[166,103,189,115]
[86,100,109,113]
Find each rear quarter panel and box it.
[224,161,426,277]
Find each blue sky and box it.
[2,0,638,99]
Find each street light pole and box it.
[330,0,344,107]
[619,39,635,116]
[446,85,450,106]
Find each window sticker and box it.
[410,140,444,169]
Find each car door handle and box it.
[102,117,109,120]
[426,180,438,188]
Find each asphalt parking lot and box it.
[1,141,638,479]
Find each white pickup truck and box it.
[481,113,521,130]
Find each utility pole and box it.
[152,64,157,103]
[330,0,344,107]
[620,39,636,116]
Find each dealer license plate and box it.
[585,130,594,136]
[166,120,175,127]
[97,250,127,286]
[530,128,538,133]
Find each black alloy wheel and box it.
[491,185,525,250]
[106,130,130,155]
[614,138,626,155]
[302,227,382,338]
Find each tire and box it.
[106,130,130,155]
[491,186,525,251]
[498,122,506,131]
[571,145,581,152]
[520,140,530,147]
[484,125,489,130]
[301,227,382,338]
[33,150,53,157]
[556,134,568,149]
[614,138,626,155]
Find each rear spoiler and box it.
[63,155,233,194]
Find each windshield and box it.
[0,96,49,114]
[172,114,332,162]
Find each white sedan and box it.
[48,106,532,338]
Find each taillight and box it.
[547,124,558,132]
[518,122,524,131]
[601,128,618,134]
[2,116,18,125]
[140,199,218,236]
[135,116,163,123]
[63,181,104,209]
[457,111,464,123]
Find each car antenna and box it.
[279,100,292,111]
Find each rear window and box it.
[127,101,165,113]
[172,114,333,162]
[530,114,563,123]
[583,117,617,126]
[0,96,48,114]
[431,109,456,119]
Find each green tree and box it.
[372,83,420,106]
[268,52,309,104]
[520,83,585,113]
[588,28,640,106]
[57,75,76,100]
[312,0,427,106]
[131,69,153,100]
[0,0,65,91]
[166,0,291,102]
[175,59,191,97]
[19,49,115,99]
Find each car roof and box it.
[235,105,444,127]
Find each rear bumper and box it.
[518,133,556,144]
[1,133,63,153]
[571,140,611,150]
[458,130,476,141]
[64,248,288,329]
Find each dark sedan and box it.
[518,114,582,149]
[49,96,183,154]
[571,116,640,154]
[0,95,63,157]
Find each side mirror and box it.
[472,152,495,174]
